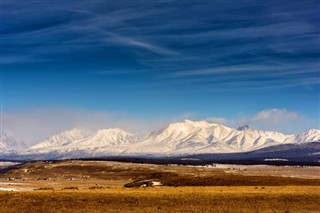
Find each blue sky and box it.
[1,1,320,143]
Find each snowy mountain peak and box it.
[182,119,212,126]
[95,128,133,136]
[164,120,214,131]
[302,129,320,135]
[64,128,136,148]
[65,128,86,135]
[288,129,320,143]
[0,130,25,150]
[237,125,250,131]
[9,120,320,159]
[30,128,87,149]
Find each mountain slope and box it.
[30,128,87,149]
[3,120,320,160]
[27,128,142,158]
[286,129,320,143]
[66,128,138,148]
[0,130,26,151]
[122,120,236,155]
[190,142,320,163]
[123,120,317,155]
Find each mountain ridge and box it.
[2,120,320,159]
[0,130,26,152]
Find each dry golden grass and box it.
[1,160,320,212]
[1,160,320,189]
[1,186,320,213]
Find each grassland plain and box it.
[1,186,320,212]
[0,160,320,212]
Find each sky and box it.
[1,0,320,144]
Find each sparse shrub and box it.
[88,186,105,190]
[35,187,54,190]
[124,180,154,188]
[62,186,79,190]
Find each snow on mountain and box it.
[27,128,142,157]
[122,120,294,155]
[4,120,320,159]
[30,128,87,149]
[0,130,26,151]
[67,128,137,148]
[286,129,320,143]
[122,120,235,155]
[122,120,320,155]
[237,125,250,131]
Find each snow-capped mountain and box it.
[122,120,309,155]
[286,129,320,143]
[2,120,320,159]
[237,125,250,131]
[27,128,143,158]
[64,128,138,148]
[189,142,320,163]
[122,120,236,155]
[30,128,87,149]
[0,130,26,151]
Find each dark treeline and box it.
[75,156,320,167]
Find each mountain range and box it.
[1,120,319,160]
[0,130,26,152]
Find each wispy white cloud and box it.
[87,26,179,56]
[206,117,228,125]
[173,65,278,76]
[2,2,180,64]
[206,108,318,134]
[3,1,319,91]
[252,108,300,123]
[172,63,318,77]
[1,108,191,145]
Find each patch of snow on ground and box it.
[309,152,320,155]
[264,158,288,161]
[0,182,25,185]
[0,162,20,167]
[0,187,19,191]
[152,181,162,186]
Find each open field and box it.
[1,160,320,189]
[0,160,320,212]
[1,186,320,212]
